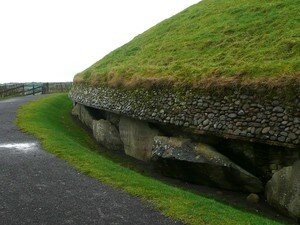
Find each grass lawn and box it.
[74,0,299,88]
[17,94,287,225]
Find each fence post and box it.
[42,83,49,94]
[33,84,35,95]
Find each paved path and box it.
[0,96,183,225]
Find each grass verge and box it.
[17,94,286,225]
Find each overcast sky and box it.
[0,0,199,83]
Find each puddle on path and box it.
[0,142,38,152]
[0,98,19,104]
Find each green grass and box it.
[17,94,287,225]
[75,0,299,88]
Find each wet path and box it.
[0,96,183,225]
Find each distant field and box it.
[74,0,299,89]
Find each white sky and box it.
[0,0,199,83]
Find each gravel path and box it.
[0,96,183,225]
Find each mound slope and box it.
[74,0,299,89]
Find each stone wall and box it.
[69,84,299,148]
[71,103,264,193]
[70,84,300,220]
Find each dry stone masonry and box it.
[70,84,300,148]
[70,84,300,221]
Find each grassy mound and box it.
[17,94,287,225]
[74,0,299,89]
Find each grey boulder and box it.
[266,160,300,220]
[151,136,263,193]
[75,104,94,129]
[71,103,80,117]
[93,119,123,151]
[119,116,160,161]
[80,105,95,129]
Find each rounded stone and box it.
[202,103,208,108]
[234,100,240,105]
[294,117,300,124]
[208,113,214,119]
[273,106,284,113]
[247,193,260,204]
[193,120,199,126]
[236,122,242,126]
[242,104,250,110]
[234,129,241,135]
[228,113,237,118]
[203,119,210,126]
[220,115,226,120]
[278,136,286,142]
[288,133,297,140]
[238,110,245,116]
[261,127,270,134]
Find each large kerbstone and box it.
[92,119,123,151]
[72,104,94,129]
[152,136,263,193]
[266,160,300,220]
[79,105,94,129]
[71,103,80,116]
[119,117,160,161]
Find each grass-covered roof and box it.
[74,0,299,89]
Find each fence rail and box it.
[0,82,72,98]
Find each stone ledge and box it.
[69,84,300,149]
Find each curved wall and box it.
[70,84,300,148]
